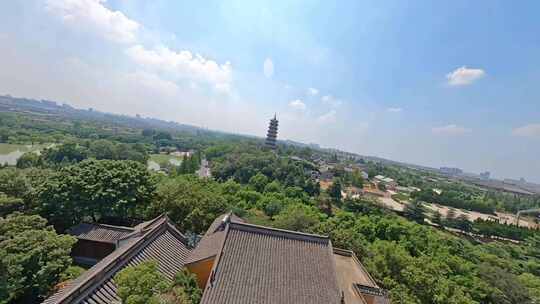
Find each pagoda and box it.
[265,114,278,149]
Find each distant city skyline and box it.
[0,1,539,182]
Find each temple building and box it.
[44,213,390,304]
[265,114,278,149]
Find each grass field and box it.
[149,154,183,165]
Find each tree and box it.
[328,178,343,203]
[42,142,87,164]
[148,175,229,234]
[455,214,473,232]
[142,129,155,137]
[16,152,41,168]
[59,265,86,282]
[518,273,540,303]
[0,213,76,303]
[526,234,540,259]
[350,170,365,188]
[248,173,269,192]
[316,192,334,216]
[264,180,282,193]
[273,203,323,232]
[114,261,169,304]
[0,193,24,216]
[89,139,117,160]
[0,167,30,198]
[35,159,156,230]
[169,269,202,304]
[404,200,425,224]
[153,131,172,141]
[432,210,443,226]
[477,263,531,304]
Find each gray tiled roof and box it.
[200,221,343,304]
[42,215,190,304]
[185,213,245,265]
[68,223,134,243]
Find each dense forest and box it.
[1,104,540,304]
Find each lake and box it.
[0,143,49,165]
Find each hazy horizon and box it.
[1,1,539,183]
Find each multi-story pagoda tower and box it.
[265,114,278,149]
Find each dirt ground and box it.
[374,193,538,229]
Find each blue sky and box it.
[0,0,539,182]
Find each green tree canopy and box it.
[273,203,324,232]
[34,159,156,230]
[114,261,169,304]
[0,213,76,303]
[404,200,426,224]
[328,178,343,203]
[16,152,42,169]
[148,175,229,234]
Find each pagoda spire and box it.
[265,114,279,149]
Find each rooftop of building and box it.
[199,218,342,304]
[44,213,389,304]
[67,222,135,244]
[43,215,190,304]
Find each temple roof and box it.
[200,220,342,304]
[67,223,134,244]
[44,213,389,304]
[185,213,245,265]
[42,215,190,304]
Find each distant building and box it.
[480,171,490,180]
[308,170,321,180]
[265,114,279,149]
[374,175,397,190]
[320,171,334,181]
[440,167,463,175]
[360,171,369,180]
[395,186,420,194]
[170,150,193,157]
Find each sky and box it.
[0,0,539,182]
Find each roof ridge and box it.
[47,215,171,304]
[85,222,135,231]
[199,220,231,303]
[229,221,329,242]
[327,239,344,303]
[115,214,169,243]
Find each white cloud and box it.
[387,107,402,113]
[432,124,471,136]
[289,99,306,111]
[321,95,342,107]
[512,123,540,138]
[124,71,179,97]
[446,66,485,86]
[307,87,319,96]
[263,58,274,78]
[45,0,139,44]
[126,45,232,89]
[317,110,337,123]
